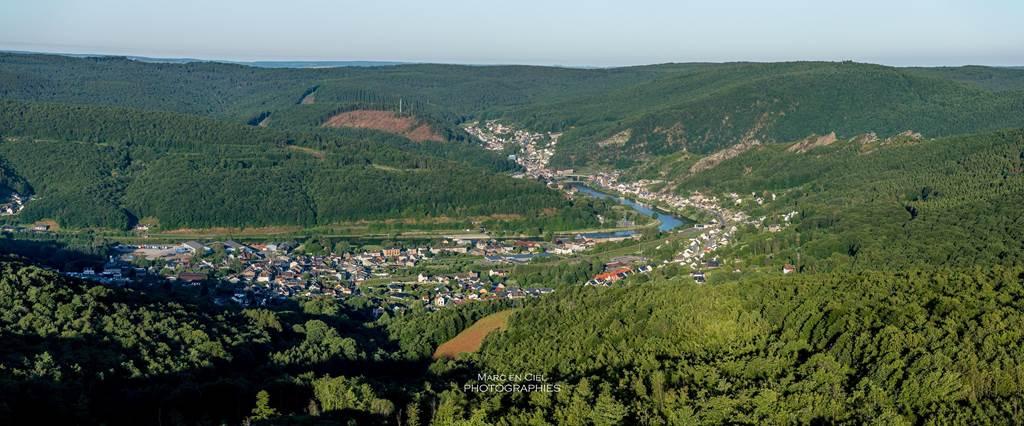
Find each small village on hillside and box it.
[0,193,27,216]
[466,120,801,275]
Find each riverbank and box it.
[568,184,691,232]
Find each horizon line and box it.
[2,47,1022,70]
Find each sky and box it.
[1,0,1021,67]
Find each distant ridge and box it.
[128,56,408,68]
[243,60,407,68]
[0,50,406,68]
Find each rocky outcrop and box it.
[688,112,774,174]
[849,132,879,145]
[598,129,632,147]
[884,130,924,144]
[859,130,924,154]
[689,139,761,174]
[786,132,838,153]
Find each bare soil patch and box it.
[34,219,60,231]
[322,110,443,142]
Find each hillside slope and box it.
[676,129,1024,270]
[0,100,602,231]
[321,109,443,142]
[449,266,1024,424]
[0,258,406,425]
[0,53,683,128]
[4,54,1023,170]
[506,62,1024,167]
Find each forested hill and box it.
[674,128,1024,271]
[3,54,1023,171]
[531,62,1024,167]
[0,53,311,118]
[6,255,1022,424]
[452,265,1024,424]
[2,53,1022,239]
[0,100,602,231]
[0,257,420,424]
[907,65,1024,91]
[0,52,679,125]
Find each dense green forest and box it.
[0,53,680,130]
[434,265,1024,424]
[0,258,520,425]
[5,54,1021,171]
[0,99,604,231]
[907,65,1024,91]
[4,257,1023,424]
[529,62,1024,167]
[0,156,30,197]
[672,129,1024,271]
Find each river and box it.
[571,185,688,232]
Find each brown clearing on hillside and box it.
[322,110,443,142]
[433,310,515,359]
[300,92,316,105]
[33,219,60,231]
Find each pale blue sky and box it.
[1,0,1021,66]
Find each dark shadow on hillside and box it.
[0,279,441,425]
[0,236,106,271]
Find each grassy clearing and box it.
[433,309,515,359]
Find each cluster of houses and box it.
[584,256,654,286]
[580,172,744,274]
[64,255,141,287]
[583,173,807,273]
[386,270,553,315]
[584,264,656,287]
[673,226,733,271]
[465,120,574,181]
[0,222,51,233]
[65,237,563,312]
[0,193,27,216]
